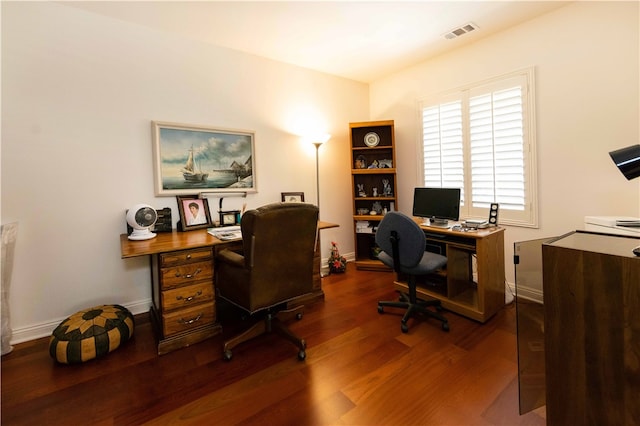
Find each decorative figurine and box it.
[328,241,347,274]
[372,187,378,197]
[357,184,367,197]
[382,179,392,197]
[372,201,383,215]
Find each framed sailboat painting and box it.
[152,121,257,196]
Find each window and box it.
[419,68,538,227]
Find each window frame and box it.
[417,67,538,228]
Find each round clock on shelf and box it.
[364,132,380,147]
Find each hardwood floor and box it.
[1,266,546,425]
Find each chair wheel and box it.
[377,305,384,314]
[298,350,306,361]
[223,350,233,361]
[296,312,303,320]
[442,322,450,332]
[401,323,409,333]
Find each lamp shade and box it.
[609,144,640,180]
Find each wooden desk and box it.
[120,221,338,354]
[393,223,505,323]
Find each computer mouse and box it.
[633,246,640,257]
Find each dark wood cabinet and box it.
[542,231,640,425]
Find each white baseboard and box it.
[9,299,151,346]
[512,283,543,303]
[10,251,357,345]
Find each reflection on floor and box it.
[516,296,546,415]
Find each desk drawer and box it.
[160,260,213,289]
[162,302,215,336]
[160,247,212,267]
[162,282,214,311]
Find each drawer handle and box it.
[174,268,202,279]
[186,254,192,260]
[176,290,203,303]
[178,314,203,325]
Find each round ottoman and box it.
[49,304,134,364]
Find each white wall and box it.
[370,1,640,299]
[1,2,367,342]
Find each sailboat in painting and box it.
[182,145,208,182]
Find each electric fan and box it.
[126,204,158,240]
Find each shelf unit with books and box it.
[349,120,397,271]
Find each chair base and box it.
[222,305,307,361]
[378,291,449,333]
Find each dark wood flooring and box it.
[1,266,546,425]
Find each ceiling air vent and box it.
[443,22,478,40]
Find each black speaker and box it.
[488,203,499,226]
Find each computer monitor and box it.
[412,187,461,227]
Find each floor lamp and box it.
[313,134,330,216]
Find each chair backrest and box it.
[375,211,426,270]
[240,202,319,309]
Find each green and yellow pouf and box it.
[49,304,134,364]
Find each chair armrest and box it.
[217,248,245,268]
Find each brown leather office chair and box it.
[215,202,319,361]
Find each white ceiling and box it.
[62,1,570,83]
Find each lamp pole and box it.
[313,142,323,214]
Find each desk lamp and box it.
[609,144,640,255]
[609,144,640,180]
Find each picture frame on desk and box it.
[176,195,213,231]
[219,210,241,227]
[281,192,305,203]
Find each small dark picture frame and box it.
[176,195,213,231]
[281,192,305,203]
[219,210,241,227]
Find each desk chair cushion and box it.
[376,212,447,274]
[377,251,446,275]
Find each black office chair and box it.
[376,211,450,332]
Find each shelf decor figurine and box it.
[382,179,392,197]
[328,241,347,274]
[357,184,367,197]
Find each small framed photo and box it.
[281,192,305,203]
[176,195,213,231]
[219,210,241,227]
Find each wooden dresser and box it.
[150,246,219,355]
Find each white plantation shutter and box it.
[422,100,465,203]
[419,69,537,227]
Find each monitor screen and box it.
[412,187,461,223]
